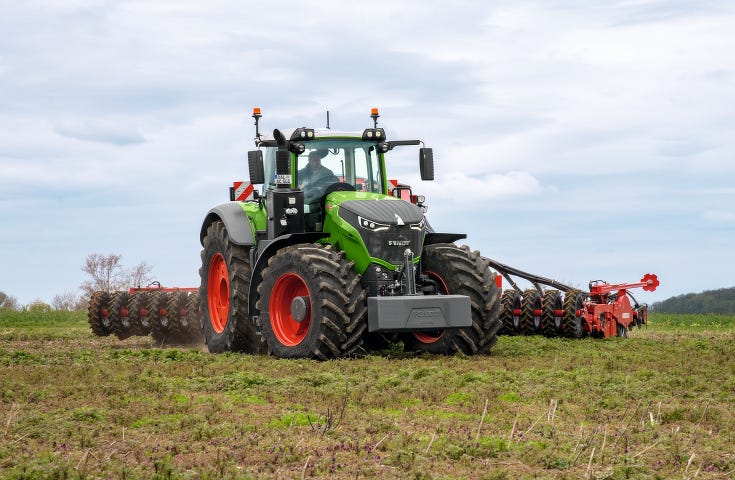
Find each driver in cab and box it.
[298,150,338,203]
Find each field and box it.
[1,311,734,479]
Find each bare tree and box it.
[52,291,81,311]
[79,253,155,299]
[128,261,153,288]
[0,291,20,310]
[80,253,125,297]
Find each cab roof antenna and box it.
[326,110,330,130]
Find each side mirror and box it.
[248,150,265,185]
[419,148,434,181]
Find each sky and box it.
[1,0,734,306]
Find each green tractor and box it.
[198,108,501,359]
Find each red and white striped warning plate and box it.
[233,181,255,201]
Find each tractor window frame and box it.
[296,139,383,194]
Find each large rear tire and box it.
[200,221,263,353]
[403,244,501,355]
[256,244,366,359]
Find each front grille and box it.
[362,225,422,265]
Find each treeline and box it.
[652,287,735,314]
[0,253,152,313]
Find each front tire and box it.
[200,221,263,353]
[403,244,501,355]
[256,244,366,360]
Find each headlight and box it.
[288,142,305,154]
[290,128,315,141]
[358,216,390,232]
[410,217,426,231]
[362,128,386,141]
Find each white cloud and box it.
[702,210,735,223]
[55,121,145,145]
[421,171,545,204]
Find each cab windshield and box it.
[261,140,383,201]
[296,140,383,204]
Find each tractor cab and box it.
[258,134,384,195]
[257,133,386,231]
[247,108,434,235]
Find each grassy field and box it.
[1,311,734,479]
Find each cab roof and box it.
[258,128,364,143]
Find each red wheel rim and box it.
[413,271,448,344]
[270,273,311,346]
[207,252,230,334]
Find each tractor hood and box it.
[338,198,424,226]
[330,194,426,270]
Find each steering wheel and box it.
[318,182,356,214]
[323,182,356,197]
[303,178,330,204]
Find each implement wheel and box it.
[499,289,522,335]
[562,289,587,338]
[183,292,203,343]
[88,291,111,336]
[200,221,262,353]
[127,292,153,337]
[109,291,133,340]
[164,291,191,344]
[519,289,542,335]
[403,244,501,355]
[541,290,563,337]
[150,291,172,345]
[257,244,366,359]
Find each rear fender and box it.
[200,202,255,246]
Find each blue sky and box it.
[1,0,733,306]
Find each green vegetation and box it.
[652,286,735,314]
[1,311,734,479]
